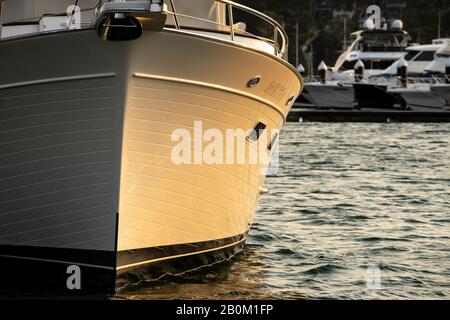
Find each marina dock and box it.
[288,106,450,123]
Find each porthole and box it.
[247,76,261,88]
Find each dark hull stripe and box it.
[117,232,248,271]
[0,250,116,294]
[0,233,248,294]
[116,237,246,288]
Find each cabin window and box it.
[340,59,396,71]
[366,60,397,70]
[247,122,267,142]
[404,50,419,61]
[166,0,226,31]
[414,51,436,62]
[340,60,357,71]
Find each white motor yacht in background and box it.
[299,19,412,109]
[429,49,450,109]
[0,0,302,293]
[388,82,446,110]
[431,81,450,109]
[330,20,412,81]
[354,41,450,110]
[378,39,447,78]
[387,44,450,110]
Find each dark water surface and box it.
[116,123,450,300]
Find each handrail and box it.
[168,0,180,30]
[219,0,288,59]
[227,3,234,42]
[0,0,289,60]
[165,0,289,60]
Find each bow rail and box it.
[0,0,289,60]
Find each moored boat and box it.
[0,0,302,293]
[301,19,412,109]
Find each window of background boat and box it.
[404,50,420,61]
[414,50,436,61]
[340,59,396,71]
[363,59,397,70]
[340,60,357,71]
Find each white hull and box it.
[431,85,450,108]
[390,87,446,109]
[0,28,302,290]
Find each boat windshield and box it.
[166,0,226,30]
[340,59,398,71]
[358,31,410,52]
[404,50,420,61]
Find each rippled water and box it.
[117,123,450,300]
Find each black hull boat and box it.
[354,83,405,109]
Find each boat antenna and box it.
[68,0,80,29]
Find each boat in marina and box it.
[388,82,446,110]
[0,0,302,293]
[354,41,450,110]
[429,48,450,109]
[384,44,450,110]
[297,19,412,109]
[380,39,447,77]
[431,84,450,109]
[382,43,449,110]
[354,70,447,111]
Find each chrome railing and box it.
[164,0,289,60]
[0,0,289,60]
[93,0,288,59]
